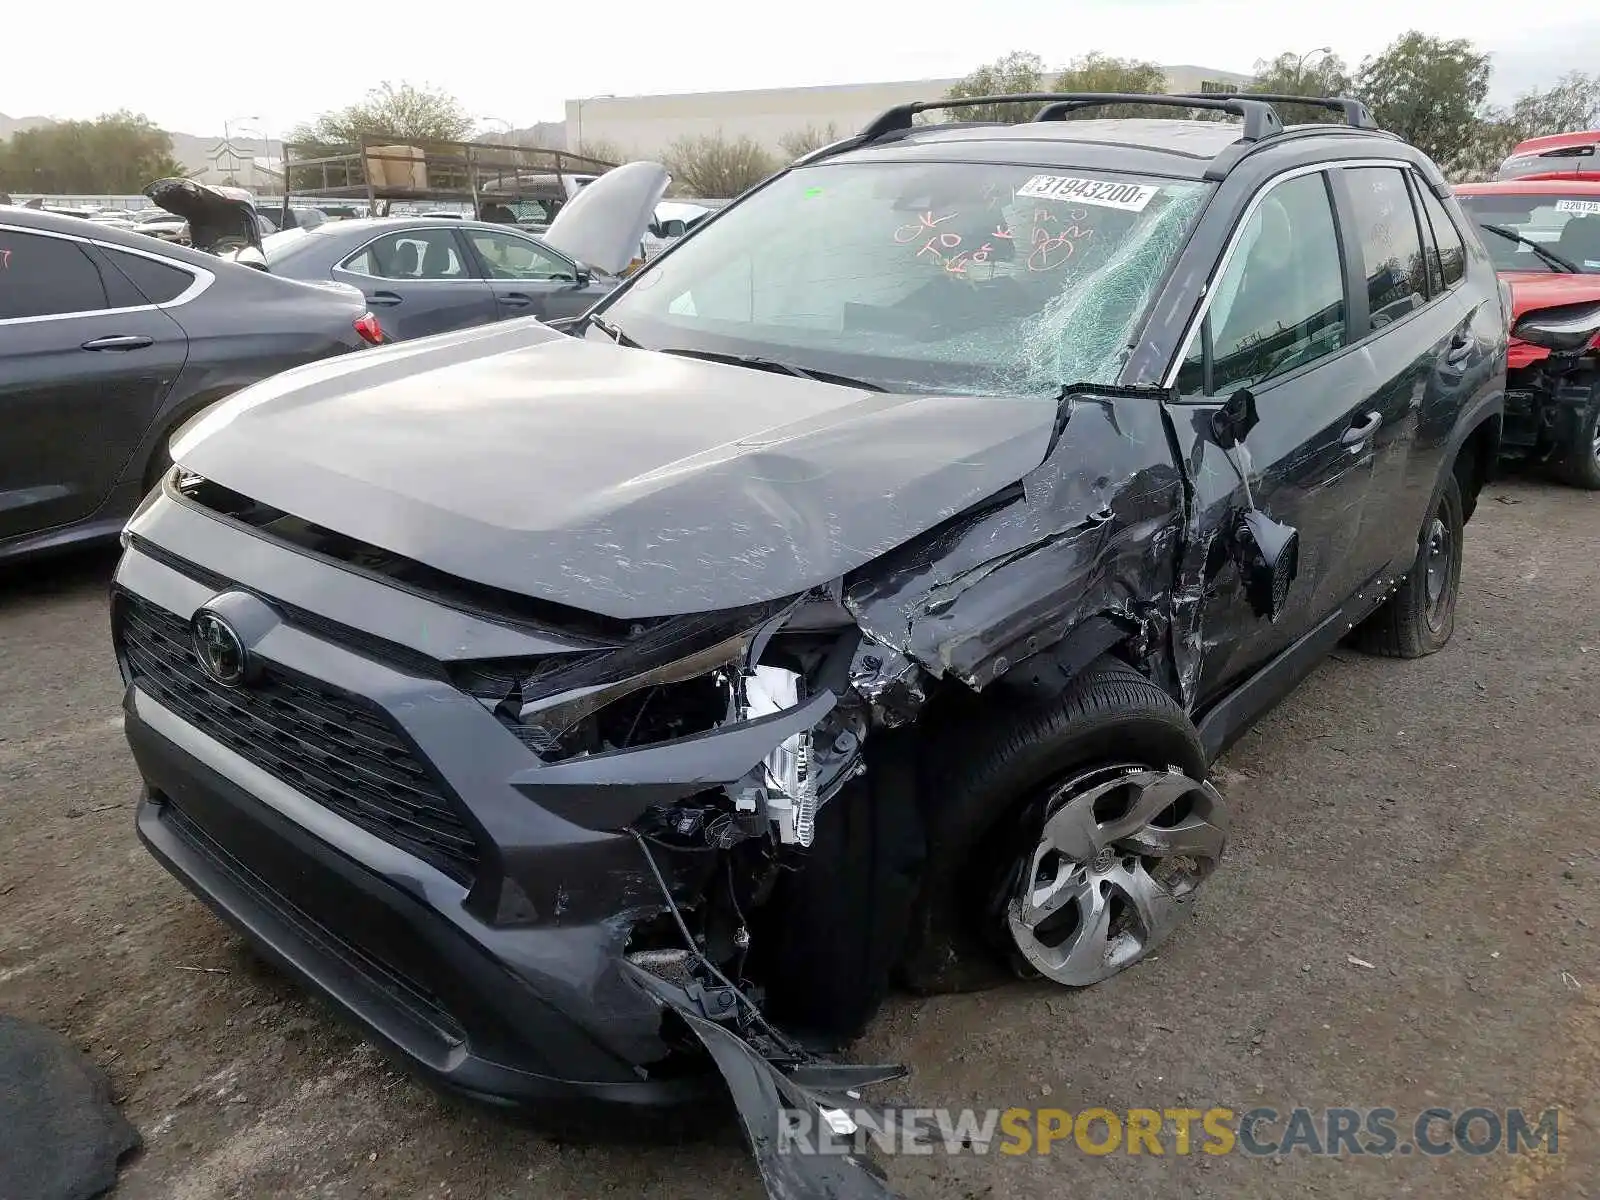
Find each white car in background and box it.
[639,199,727,258]
[133,207,189,243]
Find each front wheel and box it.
[1555,393,1600,490]
[900,657,1224,994]
[1353,472,1464,658]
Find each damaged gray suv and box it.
[114,92,1506,1197]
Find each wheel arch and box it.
[1452,410,1502,524]
[132,383,244,494]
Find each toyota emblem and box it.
[191,610,247,686]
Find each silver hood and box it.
[540,160,671,275]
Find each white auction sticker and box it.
[1015,174,1159,211]
[1554,198,1600,215]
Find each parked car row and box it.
[7,97,1599,1200]
[0,207,382,564]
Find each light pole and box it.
[1293,47,1332,92]
[235,123,270,191]
[479,115,514,140]
[221,114,261,187]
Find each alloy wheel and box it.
[1007,763,1227,987]
[1422,513,1452,630]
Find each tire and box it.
[1353,472,1464,658]
[1555,393,1600,490]
[142,439,174,495]
[750,729,927,1047]
[899,656,1211,995]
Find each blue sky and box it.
[5,0,1597,136]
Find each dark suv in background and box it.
[112,95,1504,1199]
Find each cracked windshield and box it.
[601,161,1211,394]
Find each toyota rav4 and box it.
[112,93,1506,1198]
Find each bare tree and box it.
[778,122,841,160]
[573,138,629,166]
[663,133,777,198]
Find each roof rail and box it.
[856,92,1284,144]
[1172,92,1378,129]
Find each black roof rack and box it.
[856,92,1285,144]
[1171,92,1378,129]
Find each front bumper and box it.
[110,492,780,1118]
[1502,367,1598,457]
[126,686,720,1119]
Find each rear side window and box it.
[1343,167,1428,329]
[0,231,109,319]
[1414,183,1466,288]
[1178,171,1348,395]
[343,229,468,279]
[102,247,194,304]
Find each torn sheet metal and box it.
[623,961,907,1200]
[845,390,1196,700]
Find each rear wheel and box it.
[1555,391,1600,490]
[1353,472,1464,658]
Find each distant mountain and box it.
[482,122,567,149]
[166,131,270,173]
[0,112,57,139]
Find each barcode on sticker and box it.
[1015,175,1159,211]
[1554,198,1600,215]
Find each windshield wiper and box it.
[658,347,887,391]
[1480,223,1582,273]
[586,313,644,347]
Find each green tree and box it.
[1451,71,1600,180]
[0,111,183,192]
[1050,52,1169,118]
[1356,32,1491,165]
[1242,50,1355,122]
[778,122,840,160]
[944,52,1049,123]
[662,132,776,198]
[288,81,475,145]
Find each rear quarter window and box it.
[102,247,195,304]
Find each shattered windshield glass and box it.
[600,161,1211,394]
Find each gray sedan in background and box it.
[260,217,619,340]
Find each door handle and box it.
[81,334,154,351]
[1445,328,1473,365]
[500,292,533,307]
[1341,411,1381,447]
[367,291,403,307]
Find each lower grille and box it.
[117,592,481,886]
[162,799,466,1047]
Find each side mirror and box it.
[573,262,593,285]
[1234,509,1300,623]
[1208,387,1259,450]
[1204,387,1301,622]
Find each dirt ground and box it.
[1,475,1596,1200]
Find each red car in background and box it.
[1455,179,1600,488]
[1496,130,1600,183]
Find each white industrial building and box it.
[565,66,1253,157]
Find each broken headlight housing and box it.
[475,600,867,850]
